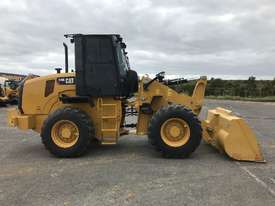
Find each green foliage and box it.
[176,76,275,98]
[207,96,275,102]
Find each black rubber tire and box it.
[148,105,202,158]
[9,98,18,105]
[0,101,7,107]
[41,107,95,157]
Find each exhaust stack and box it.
[63,43,68,73]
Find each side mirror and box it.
[121,42,126,49]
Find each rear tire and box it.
[148,105,202,158]
[41,107,95,157]
[9,98,18,105]
[0,101,7,107]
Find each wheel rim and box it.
[160,118,190,147]
[51,120,79,148]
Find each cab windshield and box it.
[116,44,130,76]
[4,80,19,90]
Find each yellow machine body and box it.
[0,96,9,105]
[8,73,123,145]
[7,72,264,161]
[133,76,207,135]
[0,83,8,105]
[8,73,205,143]
[4,86,17,100]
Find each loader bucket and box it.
[202,107,264,162]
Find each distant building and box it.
[0,72,27,81]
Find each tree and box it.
[271,78,275,96]
[207,78,224,96]
[247,76,257,97]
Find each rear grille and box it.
[44,80,55,97]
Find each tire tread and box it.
[148,104,202,158]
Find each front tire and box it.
[148,105,202,157]
[41,107,95,157]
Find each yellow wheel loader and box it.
[0,84,8,106]
[0,80,20,106]
[7,34,264,161]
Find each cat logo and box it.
[57,77,75,85]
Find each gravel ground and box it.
[0,100,275,206]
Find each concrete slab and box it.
[0,100,275,206]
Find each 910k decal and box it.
[57,77,75,85]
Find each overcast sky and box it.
[0,0,275,79]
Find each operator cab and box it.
[4,80,19,91]
[66,34,138,97]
